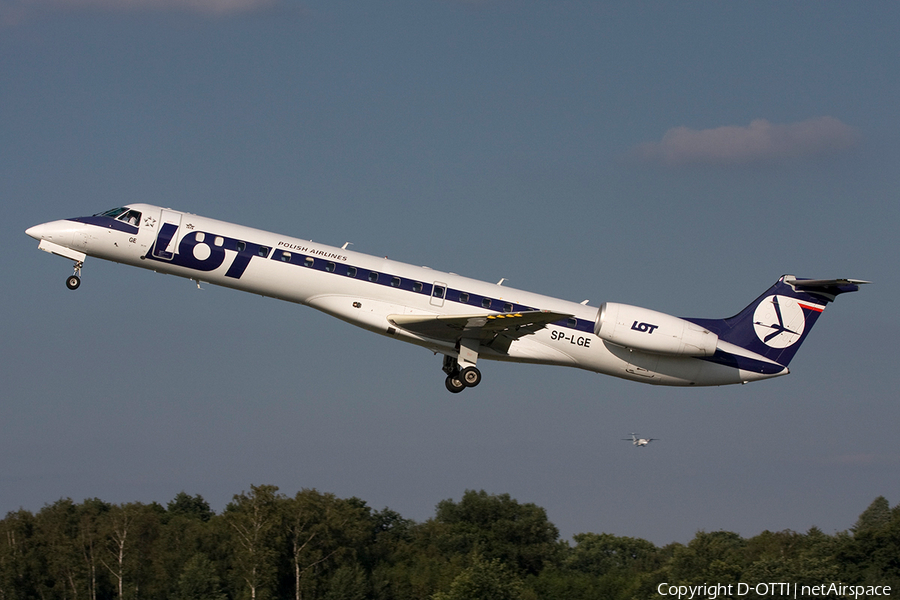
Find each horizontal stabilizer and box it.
[786,276,870,301]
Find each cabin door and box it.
[430,281,447,307]
[152,209,183,260]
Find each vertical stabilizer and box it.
[686,276,868,367]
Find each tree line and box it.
[0,487,897,600]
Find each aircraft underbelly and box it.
[584,342,719,386]
[501,337,581,366]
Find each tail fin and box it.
[687,275,868,367]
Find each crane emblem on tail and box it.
[753,295,813,348]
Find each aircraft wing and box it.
[388,310,571,352]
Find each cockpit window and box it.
[97,207,129,218]
[95,207,141,226]
[117,210,141,226]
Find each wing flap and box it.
[387,310,572,345]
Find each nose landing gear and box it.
[66,261,84,290]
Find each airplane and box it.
[25,204,868,393]
[623,434,657,447]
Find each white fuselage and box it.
[27,204,783,387]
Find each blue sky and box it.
[2,1,898,545]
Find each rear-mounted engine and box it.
[595,302,718,357]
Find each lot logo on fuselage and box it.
[753,295,806,348]
[148,228,268,279]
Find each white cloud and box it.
[633,117,862,166]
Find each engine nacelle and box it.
[595,302,718,357]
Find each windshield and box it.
[91,207,142,228]
[95,207,129,218]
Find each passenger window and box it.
[236,241,245,252]
[482,298,492,309]
[347,267,357,277]
[280,252,291,262]
[433,285,445,298]
[459,292,469,303]
[258,246,270,257]
[214,236,224,247]
[304,257,314,267]
[391,277,401,287]
[196,232,206,243]
[567,318,578,328]
[503,303,513,312]
[413,282,423,293]
[369,272,379,282]
[326,262,335,273]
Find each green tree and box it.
[36,499,84,598]
[852,496,891,534]
[433,490,559,576]
[323,564,369,600]
[77,498,113,600]
[284,489,373,600]
[223,484,284,600]
[156,493,219,599]
[0,509,42,599]
[549,532,661,600]
[169,492,215,523]
[566,532,659,574]
[177,553,227,600]
[432,551,527,600]
[368,529,464,600]
[839,497,900,590]
[96,501,163,599]
[667,530,746,584]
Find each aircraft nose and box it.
[26,223,50,240]
[25,220,75,246]
[25,223,48,240]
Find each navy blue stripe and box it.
[698,351,786,375]
[270,250,594,333]
[70,216,139,235]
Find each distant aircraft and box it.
[26,204,868,393]
[623,434,657,447]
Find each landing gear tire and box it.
[445,375,465,394]
[460,366,481,388]
[66,275,81,290]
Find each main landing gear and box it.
[442,353,482,394]
[66,261,84,290]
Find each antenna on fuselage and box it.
[342,242,353,250]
